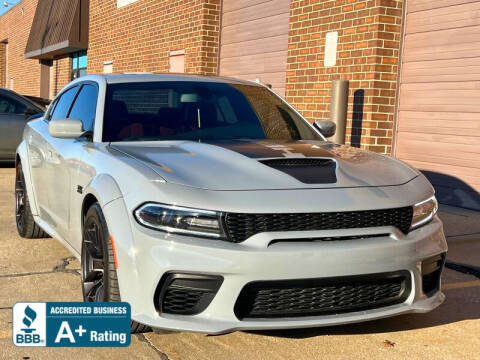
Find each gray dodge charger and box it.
[15,74,447,333]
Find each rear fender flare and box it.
[16,141,39,215]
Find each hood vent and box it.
[260,158,334,167]
[259,158,337,184]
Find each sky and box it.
[0,0,21,16]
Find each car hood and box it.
[109,140,418,190]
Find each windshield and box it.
[103,81,322,142]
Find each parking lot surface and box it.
[1,166,479,359]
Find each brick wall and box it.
[286,0,403,154]
[88,0,221,75]
[50,56,72,97]
[0,42,6,87]
[0,0,72,99]
[0,0,40,96]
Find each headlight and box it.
[134,203,225,239]
[411,196,438,229]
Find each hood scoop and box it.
[259,158,337,184]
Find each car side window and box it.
[0,94,27,114]
[67,84,98,132]
[50,87,78,121]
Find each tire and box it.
[15,163,49,239]
[81,202,151,333]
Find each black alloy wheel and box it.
[81,203,151,333]
[82,207,107,302]
[15,167,26,233]
[14,163,48,238]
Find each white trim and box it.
[117,0,140,8]
[324,31,338,67]
[169,49,185,56]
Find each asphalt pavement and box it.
[0,166,479,360]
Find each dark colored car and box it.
[0,88,45,162]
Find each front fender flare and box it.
[83,174,123,209]
[83,175,141,306]
[102,197,143,309]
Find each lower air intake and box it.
[155,273,223,315]
[234,271,411,319]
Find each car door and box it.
[28,86,79,236]
[47,83,99,241]
[0,92,28,160]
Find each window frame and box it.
[71,51,88,80]
[101,81,323,142]
[66,81,99,134]
[45,85,79,122]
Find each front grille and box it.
[234,271,411,319]
[224,207,413,243]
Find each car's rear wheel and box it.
[15,163,49,239]
[81,203,151,333]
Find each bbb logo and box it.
[13,303,46,347]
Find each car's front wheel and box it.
[81,202,151,333]
[15,163,49,239]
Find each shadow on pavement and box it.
[422,170,480,211]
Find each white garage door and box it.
[395,0,480,209]
[219,0,290,96]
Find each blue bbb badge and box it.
[13,302,131,347]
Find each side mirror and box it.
[48,118,84,139]
[313,120,336,138]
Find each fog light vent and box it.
[421,254,445,297]
[155,273,223,315]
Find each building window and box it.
[72,51,87,79]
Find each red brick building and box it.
[1,0,479,209]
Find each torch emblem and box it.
[21,305,37,333]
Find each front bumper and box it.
[105,197,447,333]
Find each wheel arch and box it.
[80,174,139,303]
[82,173,123,210]
[81,193,99,224]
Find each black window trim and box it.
[45,85,80,122]
[66,80,99,138]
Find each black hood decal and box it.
[110,138,418,190]
[206,139,335,159]
[207,140,338,184]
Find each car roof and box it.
[70,73,264,86]
[0,87,45,111]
